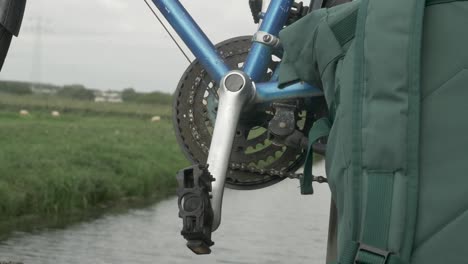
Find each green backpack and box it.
[279,0,468,263]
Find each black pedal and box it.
[176,164,215,254]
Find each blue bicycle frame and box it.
[151,0,322,102]
[154,0,326,250]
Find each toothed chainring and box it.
[173,36,316,190]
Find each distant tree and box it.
[0,81,32,95]
[57,84,95,101]
[121,88,137,102]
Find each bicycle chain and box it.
[228,162,328,183]
[175,37,327,186]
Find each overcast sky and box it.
[0,0,257,93]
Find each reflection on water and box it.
[0,162,330,264]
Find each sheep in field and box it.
[19,110,29,116]
[151,116,161,122]
[51,111,60,117]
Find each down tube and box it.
[151,0,230,82]
[243,0,294,82]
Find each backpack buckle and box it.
[354,242,391,264]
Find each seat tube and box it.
[243,0,294,82]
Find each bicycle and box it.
[150,0,348,255]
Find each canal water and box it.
[0,162,330,264]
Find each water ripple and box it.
[0,162,330,264]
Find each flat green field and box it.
[0,92,171,118]
[0,96,188,231]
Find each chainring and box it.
[173,36,316,190]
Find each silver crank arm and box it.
[207,70,255,231]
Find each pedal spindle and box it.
[176,165,215,254]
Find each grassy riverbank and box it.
[0,96,188,234]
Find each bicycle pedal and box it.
[176,164,215,254]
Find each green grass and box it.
[0,92,171,119]
[0,109,188,225]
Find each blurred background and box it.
[0,0,331,263]
[2,0,257,92]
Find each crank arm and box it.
[176,71,255,254]
[207,70,256,231]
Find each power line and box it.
[142,0,192,64]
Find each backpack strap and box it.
[426,0,468,6]
[337,0,426,263]
[302,117,331,194]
